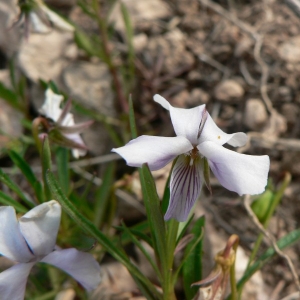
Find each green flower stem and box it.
[91,0,128,113]
[32,117,48,155]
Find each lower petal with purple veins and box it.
[165,154,203,222]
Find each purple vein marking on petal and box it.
[171,156,200,217]
[197,108,208,139]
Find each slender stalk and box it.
[92,0,128,113]
[247,173,291,266]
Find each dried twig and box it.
[198,53,231,77]
[243,195,300,292]
[198,0,274,115]
[2,153,121,174]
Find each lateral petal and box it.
[112,135,193,171]
[0,207,34,263]
[165,154,203,222]
[199,114,247,147]
[41,248,101,291]
[199,142,270,195]
[39,88,63,122]
[154,94,205,145]
[0,262,35,300]
[19,201,61,257]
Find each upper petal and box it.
[199,114,247,147]
[198,142,270,195]
[39,88,63,122]
[41,248,101,291]
[19,201,61,257]
[112,135,193,171]
[154,94,206,145]
[165,154,203,222]
[0,262,35,300]
[0,207,34,263]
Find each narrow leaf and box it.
[0,168,34,208]
[0,190,28,212]
[46,171,162,299]
[236,228,300,296]
[94,162,115,227]
[8,150,44,202]
[183,216,205,300]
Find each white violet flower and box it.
[0,200,101,300]
[16,0,74,35]
[112,94,270,222]
[39,88,92,158]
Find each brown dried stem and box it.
[243,195,300,292]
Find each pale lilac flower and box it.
[112,95,270,222]
[39,88,92,158]
[13,0,74,36]
[0,201,101,300]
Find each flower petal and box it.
[154,94,205,145]
[165,154,203,222]
[0,207,34,262]
[19,201,61,257]
[199,114,247,147]
[41,248,101,291]
[0,262,35,300]
[112,135,193,171]
[39,88,63,122]
[199,142,270,195]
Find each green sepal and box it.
[203,157,212,194]
[48,129,87,151]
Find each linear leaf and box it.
[46,171,162,300]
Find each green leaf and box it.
[251,189,274,223]
[128,95,137,139]
[120,2,135,89]
[0,190,28,212]
[46,171,162,300]
[8,150,44,202]
[74,30,102,58]
[117,221,152,246]
[183,216,205,300]
[0,82,19,109]
[120,221,162,281]
[139,164,167,264]
[94,162,115,227]
[0,168,34,208]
